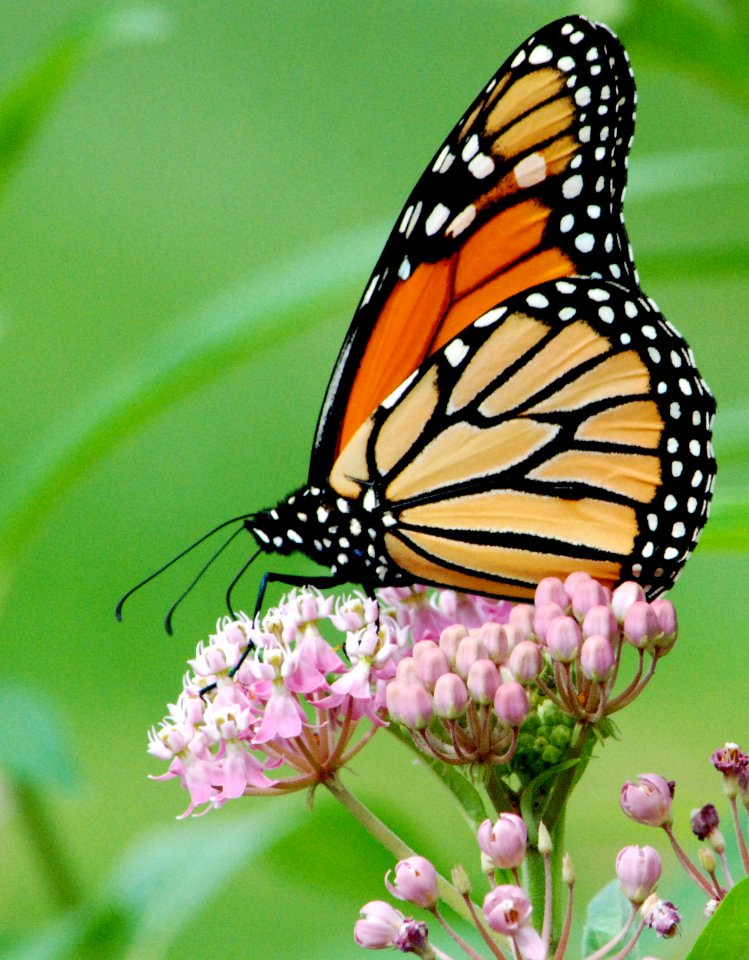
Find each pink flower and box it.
[385,856,438,909]
[221,743,276,797]
[620,774,674,827]
[354,900,406,949]
[477,813,527,869]
[483,885,546,959]
[616,845,662,904]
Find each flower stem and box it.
[728,795,749,873]
[324,775,473,923]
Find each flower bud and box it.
[545,616,582,663]
[623,601,660,650]
[385,855,438,910]
[537,822,552,855]
[611,580,646,623]
[475,622,508,663]
[495,681,530,728]
[508,640,542,684]
[534,576,568,611]
[690,803,720,841]
[698,847,717,873]
[433,672,468,719]
[467,659,501,705]
[564,571,591,598]
[504,623,528,653]
[620,774,674,827]
[582,604,618,641]
[354,901,406,949]
[438,623,468,665]
[580,634,615,681]
[413,643,450,691]
[562,853,575,885]
[508,603,535,636]
[477,813,527,869]
[650,598,677,648]
[533,602,565,644]
[616,845,662,904]
[451,863,471,895]
[395,657,420,686]
[387,681,433,729]
[455,634,489,678]
[571,578,609,619]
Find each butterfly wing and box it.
[327,278,715,600]
[310,15,639,484]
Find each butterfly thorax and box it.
[249,485,401,588]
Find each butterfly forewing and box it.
[328,278,715,600]
[311,16,639,481]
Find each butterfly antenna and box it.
[225,547,263,620]
[163,523,249,635]
[115,513,254,624]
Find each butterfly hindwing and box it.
[311,15,639,481]
[328,278,715,600]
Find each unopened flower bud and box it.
[432,672,468,719]
[611,581,646,623]
[413,643,450,691]
[451,863,470,895]
[533,602,565,644]
[562,853,575,885]
[508,640,542,683]
[475,622,508,663]
[616,845,662,904]
[580,633,615,681]
[477,813,527,869]
[455,634,489,678]
[537,822,552,855]
[546,616,582,663]
[564,571,591,598]
[621,774,674,827]
[698,847,717,873]
[571,578,609,620]
[385,856,439,910]
[467,659,501,704]
[534,576,569,611]
[623,601,660,650]
[438,624,468,665]
[504,623,528,652]
[650,598,677,651]
[509,603,535,636]
[354,900,406,949]
[395,658,420,686]
[387,681,433,729]
[582,604,618,641]
[495,681,530,728]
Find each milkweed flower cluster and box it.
[148,575,677,815]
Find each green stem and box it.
[542,724,594,832]
[324,775,473,923]
[14,777,82,910]
[524,813,566,951]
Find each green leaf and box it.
[686,876,749,960]
[582,879,639,957]
[0,6,169,198]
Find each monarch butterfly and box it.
[120,15,715,627]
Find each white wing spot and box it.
[562,174,583,198]
[588,288,609,302]
[598,306,615,323]
[679,378,693,396]
[475,305,508,327]
[468,153,495,179]
[446,204,477,237]
[382,370,417,408]
[672,521,686,538]
[642,325,657,340]
[664,494,677,510]
[527,292,549,309]
[425,203,450,236]
[556,280,576,294]
[445,338,469,367]
[398,256,411,280]
[514,152,547,188]
[558,55,575,71]
[560,213,575,233]
[462,134,480,162]
[672,460,684,477]
[559,306,576,321]
[575,232,595,252]
[529,44,553,64]
[511,49,526,67]
[648,347,661,363]
[433,145,455,174]
[575,86,591,106]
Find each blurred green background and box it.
[1,1,747,958]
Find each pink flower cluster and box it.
[148,576,677,815]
